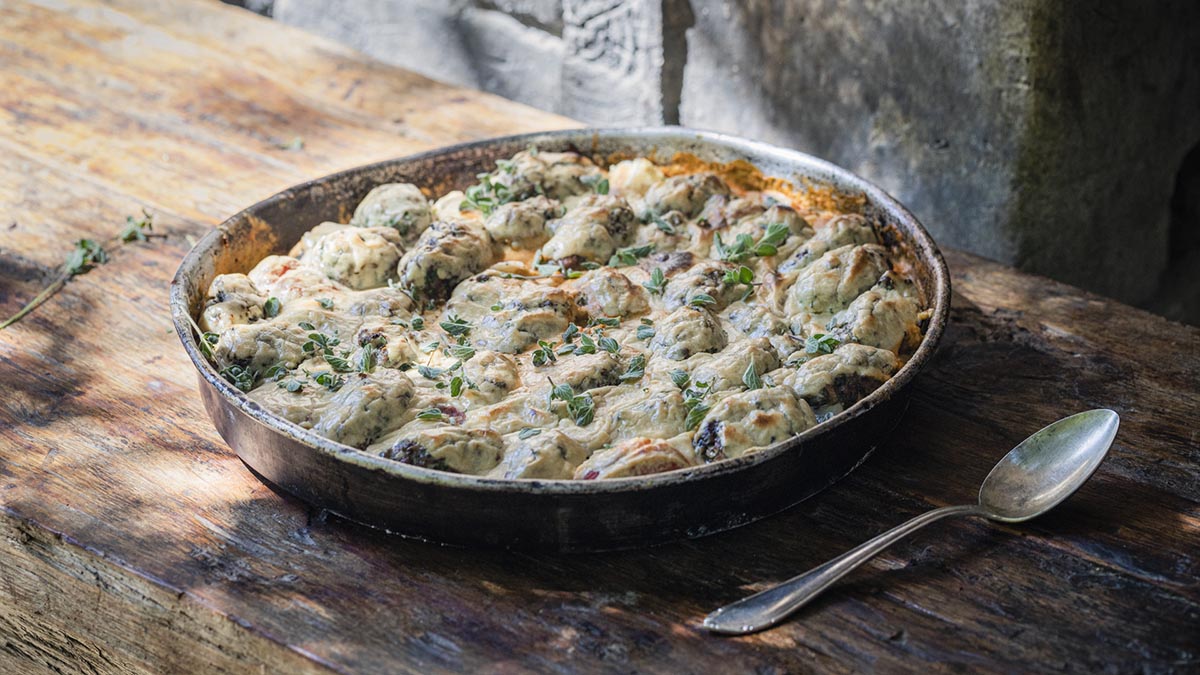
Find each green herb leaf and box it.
[754,222,790,256]
[450,376,464,397]
[619,354,647,382]
[263,363,288,380]
[358,348,377,373]
[312,371,345,392]
[416,408,446,422]
[805,333,841,355]
[440,315,471,337]
[571,394,596,426]
[650,214,676,235]
[448,343,476,361]
[263,297,281,318]
[117,210,155,243]
[562,324,580,343]
[531,340,559,367]
[574,333,597,355]
[551,382,576,404]
[220,365,257,392]
[684,400,711,431]
[317,297,334,310]
[670,370,691,390]
[636,324,655,340]
[598,336,620,354]
[742,362,762,390]
[688,293,716,307]
[642,267,666,295]
[608,244,655,267]
[581,173,610,195]
[324,353,352,372]
[65,239,109,275]
[410,316,425,330]
[298,321,316,331]
[417,362,446,379]
[517,427,542,440]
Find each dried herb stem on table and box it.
[0,209,164,330]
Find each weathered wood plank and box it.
[0,0,1197,673]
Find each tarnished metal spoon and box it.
[704,409,1120,635]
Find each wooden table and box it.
[1,1,1197,672]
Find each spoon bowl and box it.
[978,409,1119,522]
[703,409,1120,635]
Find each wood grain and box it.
[1,1,1197,673]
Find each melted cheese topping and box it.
[200,149,927,480]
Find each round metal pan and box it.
[170,127,951,552]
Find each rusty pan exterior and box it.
[170,127,951,552]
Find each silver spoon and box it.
[703,409,1119,635]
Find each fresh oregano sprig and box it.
[1,209,163,330]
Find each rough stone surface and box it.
[679,0,1200,305]
[266,0,1200,316]
[561,0,667,125]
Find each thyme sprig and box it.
[1,209,163,330]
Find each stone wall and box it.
[237,0,1200,321]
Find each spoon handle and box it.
[703,503,982,634]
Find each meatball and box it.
[688,338,781,393]
[825,287,921,353]
[648,306,728,360]
[642,172,731,219]
[784,244,891,319]
[350,183,433,243]
[607,158,664,198]
[381,426,506,475]
[488,429,588,479]
[265,266,344,304]
[309,226,405,290]
[483,196,560,249]
[312,369,417,448]
[352,319,422,368]
[566,267,649,319]
[539,195,637,265]
[695,194,769,230]
[725,303,790,338]
[606,387,690,441]
[638,250,695,278]
[289,223,352,259]
[489,150,604,201]
[783,343,900,409]
[249,255,303,289]
[661,260,740,311]
[573,437,699,480]
[396,220,498,303]
[247,379,332,429]
[213,322,309,373]
[541,351,625,392]
[692,387,816,462]
[201,273,265,332]
[341,285,416,319]
[444,274,575,353]
[779,213,879,273]
[461,350,521,405]
[719,204,814,260]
